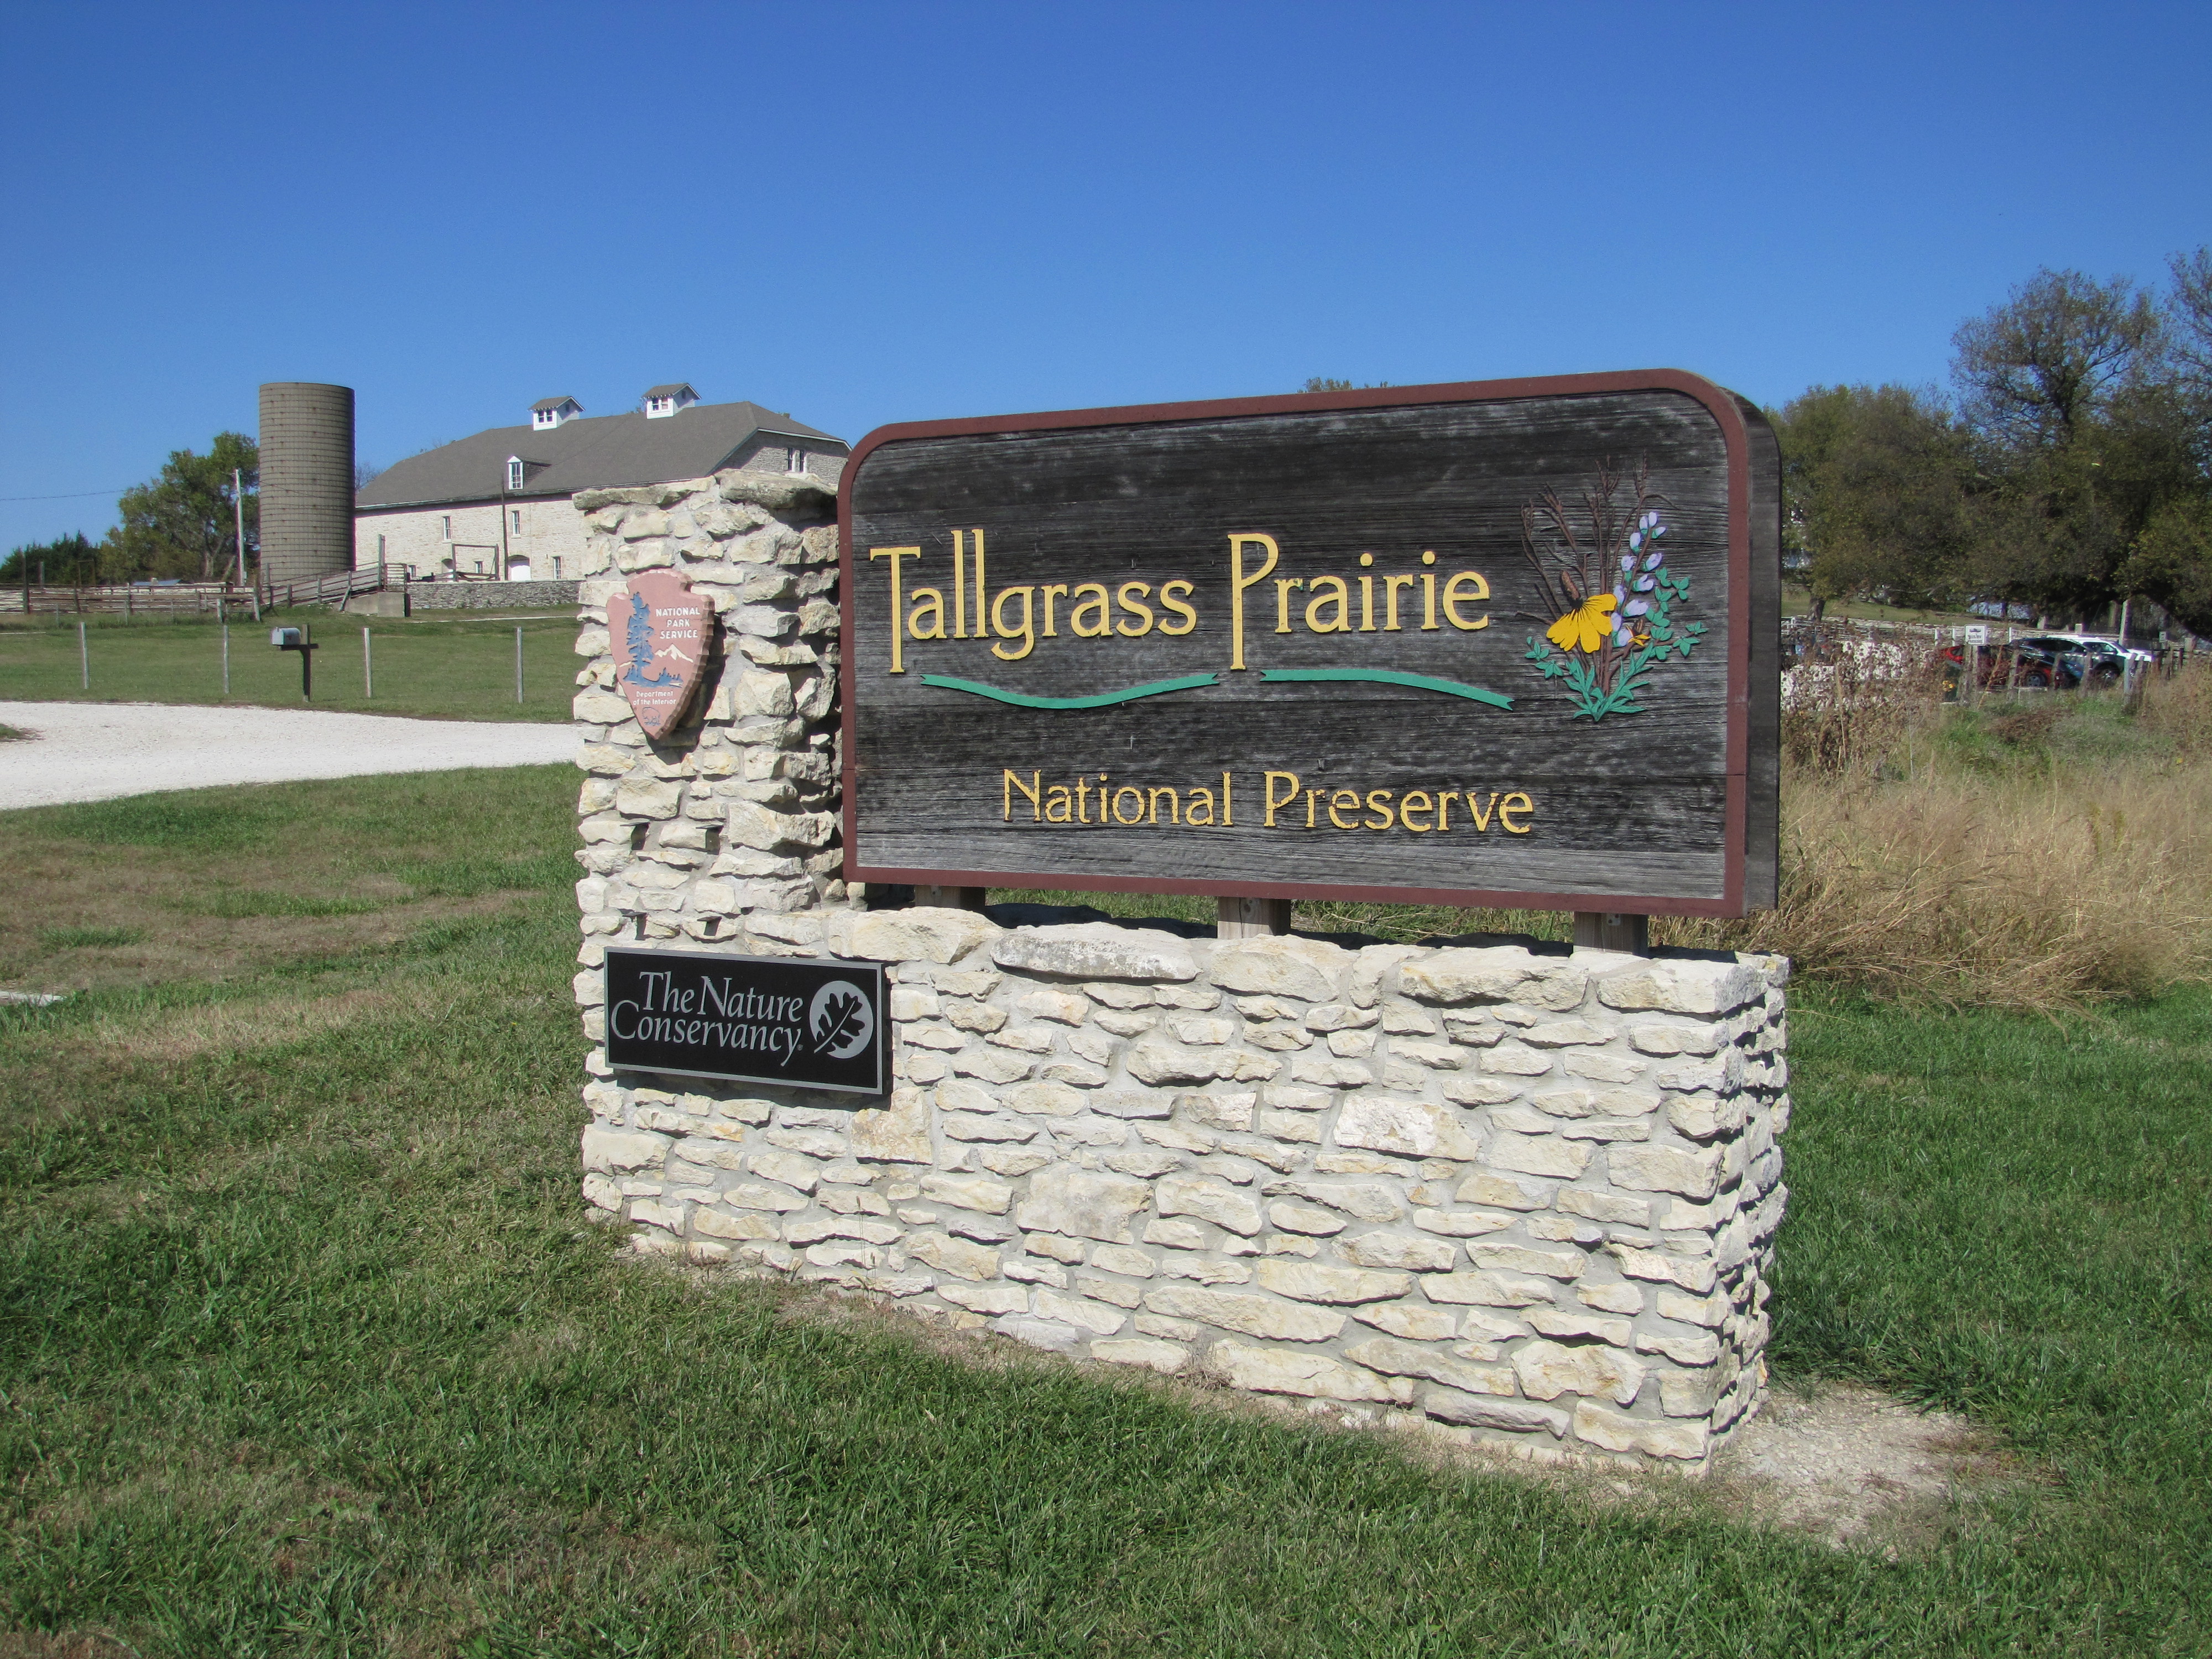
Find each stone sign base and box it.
[576,915,1787,1469]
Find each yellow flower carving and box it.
[1546,593,1616,654]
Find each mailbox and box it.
[269,624,317,697]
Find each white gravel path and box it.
[0,701,574,810]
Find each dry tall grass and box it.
[1661,667,2212,1007]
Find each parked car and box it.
[1939,637,2082,691]
[2017,634,2124,686]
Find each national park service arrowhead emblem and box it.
[609,570,712,740]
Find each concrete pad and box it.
[0,701,573,810]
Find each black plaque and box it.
[603,948,886,1095]
[839,371,1780,917]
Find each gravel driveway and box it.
[0,701,574,810]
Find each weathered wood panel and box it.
[840,374,1779,914]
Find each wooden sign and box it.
[604,948,887,1094]
[838,372,1778,915]
[608,570,711,739]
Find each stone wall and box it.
[404,577,583,611]
[568,466,1791,1470]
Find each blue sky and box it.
[3,1,2207,551]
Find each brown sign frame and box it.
[837,369,1778,917]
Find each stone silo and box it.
[258,382,355,585]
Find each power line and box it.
[0,487,133,502]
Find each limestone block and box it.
[786,1216,901,1247]
[1337,1230,1457,1271]
[1608,1144,1723,1200]
[1348,943,1418,1008]
[1253,1259,1410,1304]
[723,1182,808,1213]
[1576,1281,1644,1314]
[1421,1271,1556,1308]
[1666,1094,1749,1140]
[1326,1096,1473,1162]
[1125,1037,1231,1086]
[1267,1200,1346,1236]
[1206,1340,1406,1403]
[1032,1288,1128,1336]
[1627,1021,1721,1057]
[1343,1337,1515,1396]
[1479,1043,1554,1076]
[1411,1208,1514,1239]
[1398,949,1590,1011]
[941,1112,1037,1142]
[1451,1171,1550,1211]
[1571,1401,1707,1460]
[574,688,633,725]
[1004,1080,1087,1116]
[1160,1257,1251,1286]
[1527,1308,1632,1346]
[1015,1166,1152,1244]
[991,1313,1085,1354]
[1465,1243,1584,1281]
[952,1047,1033,1085]
[990,924,1198,983]
[1594,959,1762,1018]
[827,906,1001,966]
[1351,1303,1459,1341]
[582,1173,623,1211]
[1636,1329,1721,1366]
[766,1126,845,1159]
[693,1209,781,1241]
[1090,1337,1190,1373]
[936,1281,1027,1316]
[582,1126,667,1172]
[1142,1285,1345,1342]
[1264,1179,1402,1223]
[1511,1338,1645,1406]
[1212,936,1344,1003]
[1290,1055,1373,1088]
[748,1149,822,1193]
[1549,1192,1648,1232]
[1157,1173,1264,1235]
[1483,1133,1590,1181]
[614,777,682,821]
[1423,1389,1571,1436]
[1167,1014,1237,1046]
[919,1172,1014,1214]
[906,1231,1002,1281]
[1608,1245,1720,1294]
[815,1080,916,1165]
[1391,1040,1462,1071]
[1563,1051,1647,1085]
[1018,989,1090,1025]
[1325,1029,1376,1057]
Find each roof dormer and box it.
[506,454,552,491]
[532,396,583,430]
[642,383,699,419]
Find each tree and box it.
[1771,384,1976,616]
[0,531,98,586]
[1949,268,2194,622]
[103,432,258,582]
[1300,378,1391,392]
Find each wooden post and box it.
[912,885,988,910]
[1217,896,1292,938]
[1573,911,1648,954]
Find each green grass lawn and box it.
[0,608,578,722]
[1,770,2207,1654]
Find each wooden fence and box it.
[2,565,391,617]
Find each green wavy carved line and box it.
[1260,667,1514,708]
[920,672,1221,709]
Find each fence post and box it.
[78,620,87,690]
[222,623,229,696]
[515,625,524,704]
[364,628,373,699]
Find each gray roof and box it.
[531,395,580,413]
[644,383,696,400]
[356,400,845,510]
